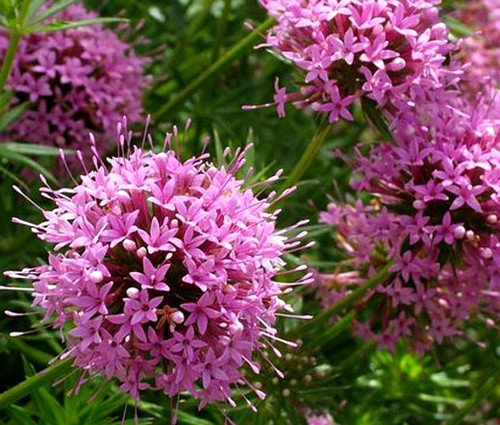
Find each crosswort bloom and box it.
[0,4,148,166]
[255,0,459,121]
[5,120,311,420]
[316,97,500,353]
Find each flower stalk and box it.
[155,17,275,120]
[293,261,394,337]
[278,119,332,194]
[0,28,21,99]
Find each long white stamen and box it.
[261,332,298,348]
[0,285,34,292]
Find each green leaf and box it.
[0,89,13,113]
[0,145,58,184]
[0,359,74,411]
[31,387,66,425]
[28,0,79,25]
[213,129,227,167]
[0,162,28,189]
[0,101,31,132]
[1,142,72,156]
[0,0,12,16]
[361,97,394,142]
[444,16,474,37]
[23,17,127,34]
[26,0,46,22]
[5,405,39,425]
[177,412,215,425]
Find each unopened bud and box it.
[123,239,137,252]
[90,270,103,283]
[487,214,498,224]
[466,230,475,241]
[126,287,140,298]
[282,389,291,397]
[481,248,493,259]
[137,247,147,259]
[453,226,466,239]
[387,57,406,72]
[116,190,130,202]
[171,310,184,324]
[412,200,426,210]
[229,320,244,336]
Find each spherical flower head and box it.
[6,122,310,411]
[316,99,500,353]
[0,4,149,169]
[258,0,459,122]
[454,0,500,93]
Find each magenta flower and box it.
[6,121,311,413]
[454,0,500,92]
[307,413,336,425]
[0,4,149,171]
[316,97,500,353]
[255,0,459,121]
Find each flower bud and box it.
[90,270,103,283]
[136,247,147,259]
[123,239,137,252]
[453,226,466,239]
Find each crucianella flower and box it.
[0,4,149,170]
[307,413,336,425]
[316,98,500,354]
[5,120,312,417]
[454,0,500,91]
[252,0,460,121]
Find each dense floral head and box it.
[316,99,500,353]
[0,4,149,165]
[256,0,460,122]
[6,121,311,414]
[454,0,500,90]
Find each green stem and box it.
[293,261,394,337]
[9,339,53,365]
[0,358,73,410]
[444,369,500,425]
[155,18,275,120]
[278,119,332,194]
[0,29,21,97]
[338,340,377,369]
[307,310,355,348]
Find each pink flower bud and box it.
[90,270,103,283]
[453,225,466,239]
[136,247,147,259]
[123,239,137,252]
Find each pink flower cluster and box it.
[455,0,500,90]
[307,414,336,425]
[7,124,310,411]
[0,4,148,161]
[258,0,459,121]
[316,99,500,353]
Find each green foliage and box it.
[0,1,499,425]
